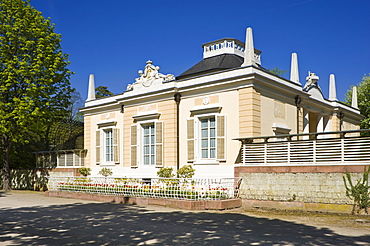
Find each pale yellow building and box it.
[80,28,362,178]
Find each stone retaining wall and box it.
[236,165,369,205]
[0,168,79,191]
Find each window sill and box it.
[100,163,116,167]
[193,160,220,165]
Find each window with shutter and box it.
[190,114,226,163]
[131,120,163,167]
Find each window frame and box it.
[189,113,225,165]
[199,116,217,160]
[104,128,114,163]
[97,126,119,166]
[141,122,156,166]
[131,119,163,168]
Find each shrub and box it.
[157,167,175,178]
[343,166,370,214]
[98,168,113,177]
[78,167,91,177]
[177,165,195,178]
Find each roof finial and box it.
[329,74,337,101]
[290,53,300,85]
[86,74,96,101]
[241,27,255,67]
[351,86,358,109]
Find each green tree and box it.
[267,67,287,78]
[0,0,73,191]
[345,74,370,132]
[95,86,114,99]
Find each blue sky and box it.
[30,0,369,102]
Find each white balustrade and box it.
[239,130,370,166]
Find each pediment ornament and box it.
[126,60,175,91]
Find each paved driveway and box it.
[1,191,369,245]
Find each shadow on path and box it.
[1,198,369,245]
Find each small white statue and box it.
[303,71,319,91]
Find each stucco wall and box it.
[259,95,298,136]
[178,89,240,177]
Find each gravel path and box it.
[1,190,369,245]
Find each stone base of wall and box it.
[45,190,242,210]
[48,168,79,177]
[0,169,51,191]
[242,199,354,214]
[235,165,369,204]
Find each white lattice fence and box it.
[48,177,241,201]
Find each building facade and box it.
[80,27,362,178]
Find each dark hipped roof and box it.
[177,54,244,80]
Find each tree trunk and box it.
[1,134,12,191]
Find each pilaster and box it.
[239,87,261,137]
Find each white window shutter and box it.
[130,125,138,167]
[155,121,163,167]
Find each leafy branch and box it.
[343,167,370,214]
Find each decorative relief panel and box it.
[194,95,219,106]
[138,103,157,114]
[274,100,286,119]
[100,112,115,120]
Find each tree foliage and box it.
[267,67,287,78]
[95,85,114,99]
[0,0,73,190]
[177,165,195,178]
[157,167,175,178]
[157,165,196,178]
[78,167,91,177]
[345,74,370,131]
[98,168,113,177]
